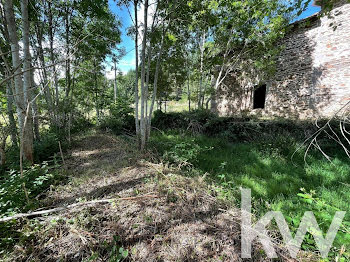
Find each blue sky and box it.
[106,0,136,76]
[106,0,321,76]
[297,1,321,20]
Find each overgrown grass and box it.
[150,130,350,259]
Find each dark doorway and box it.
[253,84,267,109]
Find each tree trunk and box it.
[63,5,71,130]
[147,24,166,139]
[4,0,25,131]
[139,0,148,150]
[4,0,33,163]
[198,31,206,109]
[144,3,159,140]
[0,138,6,165]
[187,71,191,112]
[6,80,18,146]
[114,60,117,103]
[65,6,71,99]
[94,60,100,123]
[36,23,55,125]
[21,0,34,163]
[31,69,40,141]
[0,8,17,146]
[48,1,59,119]
[134,0,140,143]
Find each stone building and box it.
[212,0,350,119]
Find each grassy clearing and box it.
[150,130,350,258]
[1,126,349,261]
[1,131,281,262]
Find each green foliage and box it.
[109,98,134,119]
[150,130,350,258]
[281,189,350,260]
[108,236,129,262]
[70,115,94,134]
[88,235,128,262]
[152,110,188,130]
[99,97,135,134]
[152,111,348,150]
[0,160,63,217]
[152,109,216,131]
[161,138,213,167]
[33,132,60,163]
[0,131,68,174]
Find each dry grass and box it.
[1,132,318,261]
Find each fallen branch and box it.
[0,194,159,223]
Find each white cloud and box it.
[105,56,136,79]
[120,59,136,67]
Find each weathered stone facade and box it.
[213,1,350,119]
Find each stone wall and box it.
[213,1,350,119]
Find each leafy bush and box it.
[0,160,63,217]
[99,97,135,134]
[109,98,134,119]
[34,132,61,163]
[151,111,349,151]
[0,132,66,174]
[70,115,94,134]
[152,110,187,130]
[281,189,350,260]
[186,109,216,125]
[151,135,213,168]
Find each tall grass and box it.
[150,130,350,258]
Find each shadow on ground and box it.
[4,132,309,262]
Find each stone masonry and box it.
[213,1,350,119]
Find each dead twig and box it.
[58,141,65,166]
[0,194,159,223]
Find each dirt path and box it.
[5,132,293,262]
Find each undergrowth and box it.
[150,128,350,260]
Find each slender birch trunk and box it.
[94,60,100,123]
[5,0,34,162]
[6,81,18,145]
[0,6,17,146]
[144,1,159,140]
[134,0,140,143]
[36,25,55,125]
[147,24,166,139]
[4,0,25,132]
[65,7,71,99]
[21,0,34,163]
[187,67,191,112]
[31,68,40,141]
[198,30,206,109]
[114,60,117,103]
[48,1,59,120]
[139,0,148,150]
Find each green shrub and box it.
[99,114,135,134]
[99,97,135,134]
[186,109,216,125]
[70,115,94,134]
[150,134,213,168]
[281,189,350,260]
[152,110,187,130]
[34,132,61,163]
[0,160,63,217]
[151,111,350,153]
